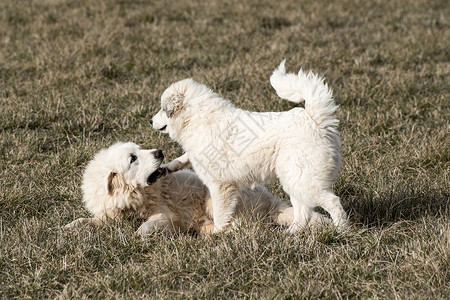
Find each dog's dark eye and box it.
[162,107,173,118]
[130,154,137,164]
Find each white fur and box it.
[152,60,347,232]
[80,142,164,219]
[66,142,321,234]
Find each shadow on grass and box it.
[343,186,449,227]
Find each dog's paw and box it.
[212,223,235,233]
[135,221,161,236]
[64,218,87,229]
[135,225,150,236]
[199,222,216,234]
[160,164,175,174]
[63,217,100,230]
[162,154,191,173]
[165,161,184,173]
[136,214,172,236]
[286,218,312,233]
[286,223,303,234]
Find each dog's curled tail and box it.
[270,60,338,128]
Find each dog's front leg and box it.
[135,213,173,235]
[208,183,238,232]
[64,217,102,229]
[163,153,191,173]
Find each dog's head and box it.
[151,78,216,140]
[82,142,167,217]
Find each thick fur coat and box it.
[65,142,298,234]
[151,60,347,232]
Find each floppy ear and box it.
[107,172,117,196]
[165,90,185,117]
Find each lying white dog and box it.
[65,142,313,234]
[151,60,347,232]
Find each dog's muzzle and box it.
[146,167,167,185]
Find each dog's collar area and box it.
[147,167,167,185]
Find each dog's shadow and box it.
[340,186,449,227]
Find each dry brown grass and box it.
[0,0,449,298]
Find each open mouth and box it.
[146,167,167,185]
[159,125,167,131]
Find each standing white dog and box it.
[151,60,347,232]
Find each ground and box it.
[0,0,449,298]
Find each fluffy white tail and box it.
[270,60,338,128]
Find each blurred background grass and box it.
[0,0,448,298]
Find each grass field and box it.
[1,0,449,298]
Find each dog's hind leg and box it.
[135,213,173,235]
[208,183,238,232]
[275,207,294,226]
[318,191,347,228]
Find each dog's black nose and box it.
[154,149,164,159]
[149,119,153,125]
